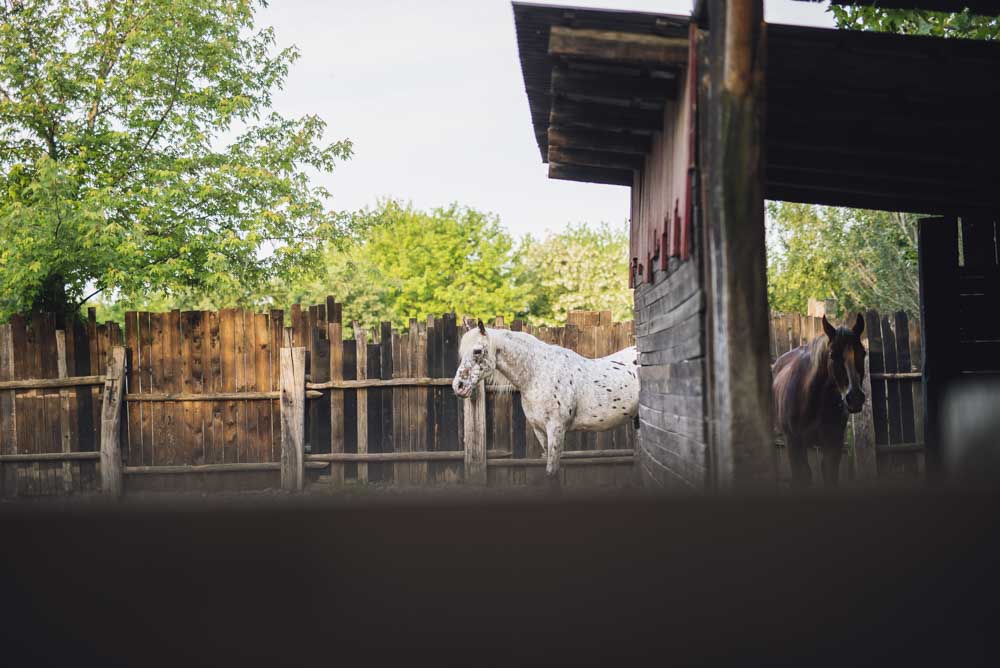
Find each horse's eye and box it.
[473,347,483,357]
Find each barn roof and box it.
[513,1,1000,213]
[512,2,689,166]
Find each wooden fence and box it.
[0,302,636,497]
[0,301,924,498]
[769,310,925,482]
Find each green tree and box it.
[830,5,999,40]
[270,200,532,331]
[0,0,353,322]
[766,202,920,316]
[517,222,631,327]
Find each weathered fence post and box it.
[280,346,306,491]
[56,330,73,493]
[100,346,126,497]
[463,380,487,485]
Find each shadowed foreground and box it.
[2,487,998,666]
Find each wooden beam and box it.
[702,0,774,490]
[462,381,487,485]
[548,26,688,67]
[548,126,650,155]
[0,375,105,390]
[306,451,465,463]
[126,390,323,401]
[488,456,634,467]
[124,462,327,475]
[280,346,306,492]
[0,451,101,463]
[548,161,634,187]
[548,146,644,171]
[551,67,676,106]
[549,98,663,133]
[100,346,126,498]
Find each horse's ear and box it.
[822,315,837,341]
[852,313,865,337]
[477,319,486,335]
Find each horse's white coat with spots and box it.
[452,325,639,480]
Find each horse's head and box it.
[822,313,867,414]
[453,319,496,399]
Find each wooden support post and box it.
[56,331,73,493]
[280,346,306,492]
[702,0,774,489]
[100,346,126,498]
[463,381,487,485]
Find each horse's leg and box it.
[531,425,547,457]
[787,436,812,488]
[544,422,566,487]
[820,443,844,488]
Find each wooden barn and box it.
[512,0,1000,490]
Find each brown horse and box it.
[772,314,867,487]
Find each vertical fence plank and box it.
[269,310,284,461]
[205,310,222,465]
[138,313,153,470]
[355,325,368,483]
[328,321,345,485]
[1,325,17,496]
[149,313,165,466]
[881,314,904,448]
[464,379,487,485]
[234,310,249,463]
[56,331,73,493]
[393,328,410,485]
[366,340,383,482]
[380,322,394,483]
[181,312,204,465]
[342,337,358,481]
[254,313,273,464]
[894,312,917,445]
[219,309,238,464]
[865,310,888,455]
[280,347,306,492]
[310,322,331,461]
[124,312,141,469]
[100,347,126,497]
[427,316,441,483]
[164,311,183,466]
[413,320,429,484]
[909,314,925,464]
[441,314,460,483]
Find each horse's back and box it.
[771,345,809,435]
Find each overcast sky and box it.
[256,0,836,240]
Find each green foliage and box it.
[830,5,1000,40]
[86,200,634,332]
[268,200,533,332]
[0,0,353,321]
[766,202,919,316]
[517,222,631,327]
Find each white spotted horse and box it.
[452,319,639,487]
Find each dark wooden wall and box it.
[919,215,1000,478]
[630,42,710,490]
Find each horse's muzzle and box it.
[846,388,865,414]
[453,379,473,399]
